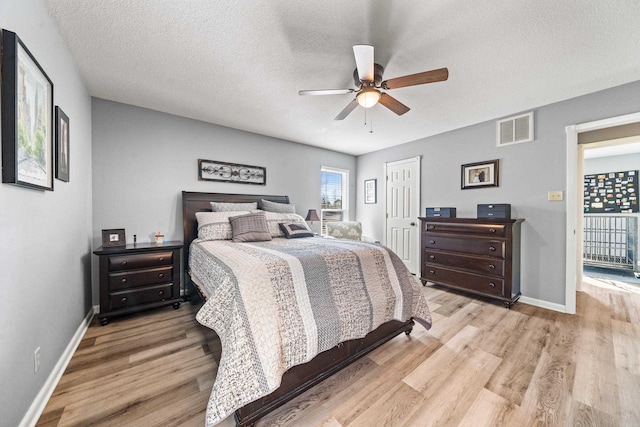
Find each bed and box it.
[182,191,431,426]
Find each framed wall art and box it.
[364,179,377,204]
[55,106,70,182]
[1,29,54,190]
[198,159,266,185]
[101,229,126,247]
[461,159,499,190]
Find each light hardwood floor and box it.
[37,278,640,426]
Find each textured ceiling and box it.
[43,0,640,156]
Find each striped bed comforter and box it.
[189,236,432,426]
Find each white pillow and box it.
[196,211,251,240]
[263,212,307,237]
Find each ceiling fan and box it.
[299,45,449,120]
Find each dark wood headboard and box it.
[181,191,290,262]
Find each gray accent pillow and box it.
[260,199,296,214]
[229,212,272,242]
[279,222,314,238]
[210,201,258,212]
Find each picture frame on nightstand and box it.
[101,228,126,247]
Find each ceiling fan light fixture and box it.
[356,88,381,108]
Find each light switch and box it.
[548,191,563,201]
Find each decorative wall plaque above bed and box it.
[198,159,266,185]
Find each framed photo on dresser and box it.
[101,229,126,247]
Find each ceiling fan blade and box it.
[381,67,449,90]
[299,89,355,96]
[353,44,374,82]
[378,93,410,115]
[334,99,359,120]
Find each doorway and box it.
[566,112,640,314]
[384,157,421,274]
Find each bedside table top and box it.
[93,240,183,255]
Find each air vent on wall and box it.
[496,111,534,147]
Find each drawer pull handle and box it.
[489,264,495,269]
[428,225,435,230]
[489,246,496,251]
[429,270,435,275]
[159,257,164,262]
[489,228,496,233]
[158,290,164,296]
[121,261,127,266]
[429,240,436,244]
[489,283,496,288]
[429,255,435,259]
[158,273,164,279]
[120,278,127,284]
[121,297,127,303]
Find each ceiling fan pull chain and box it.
[370,118,374,134]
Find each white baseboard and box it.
[519,295,567,313]
[19,307,95,427]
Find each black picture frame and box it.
[101,229,126,247]
[1,29,54,190]
[55,106,70,182]
[461,159,499,190]
[198,159,266,185]
[364,179,377,204]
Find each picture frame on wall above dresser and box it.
[101,228,126,247]
[1,29,54,191]
[461,159,499,190]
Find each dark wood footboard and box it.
[235,319,414,427]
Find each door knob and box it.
[410,222,416,226]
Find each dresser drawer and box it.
[422,266,505,297]
[108,251,173,271]
[109,266,173,290]
[424,235,506,258]
[109,284,174,310]
[425,251,505,276]
[423,221,506,237]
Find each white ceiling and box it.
[43,0,640,156]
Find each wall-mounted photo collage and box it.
[584,170,638,213]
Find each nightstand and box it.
[93,241,183,325]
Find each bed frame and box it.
[182,191,414,427]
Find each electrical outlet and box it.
[548,191,563,201]
[34,347,41,373]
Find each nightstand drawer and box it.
[109,284,174,310]
[425,251,505,276]
[108,251,173,271]
[109,266,173,290]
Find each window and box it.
[320,166,349,235]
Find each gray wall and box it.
[0,1,93,426]
[584,152,640,176]
[91,98,357,305]
[356,80,640,306]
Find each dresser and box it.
[419,217,523,308]
[94,241,183,325]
